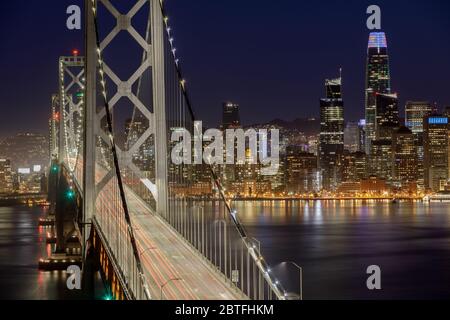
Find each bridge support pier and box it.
[82,231,100,300]
[47,161,59,216]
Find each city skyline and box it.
[2,0,450,304]
[1,1,450,135]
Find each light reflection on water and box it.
[233,200,450,299]
[0,206,100,300]
[2,201,448,300]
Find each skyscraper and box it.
[222,102,241,129]
[344,122,362,153]
[319,75,344,191]
[369,92,399,182]
[392,127,417,189]
[286,146,320,194]
[0,159,14,194]
[424,115,449,192]
[375,93,399,139]
[221,102,241,186]
[342,151,367,182]
[405,101,433,190]
[405,101,433,135]
[365,32,391,154]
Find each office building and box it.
[424,115,449,192]
[365,32,391,154]
[286,146,320,194]
[0,159,14,194]
[392,127,418,188]
[319,75,344,191]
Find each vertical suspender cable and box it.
[89,0,151,300]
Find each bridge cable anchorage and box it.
[157,0,287,300]
[90,1,151,300]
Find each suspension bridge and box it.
[46,0,293,300]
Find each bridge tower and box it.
[83,0,168,230]
[54,0,290,301]
[82,0,173,299]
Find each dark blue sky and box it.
[1,0,450,134]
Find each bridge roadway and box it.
[95,169,246,300]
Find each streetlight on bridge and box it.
[279,261,303,300]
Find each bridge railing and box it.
[157,1,286,299]
[166,197,286,300]
[75,0,289,300]
[95,173,148,300]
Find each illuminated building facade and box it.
[319,75,344,191]
[371,139,393,182]
[286,146,320,193]
[369,93,399,182]
[424,115,449,192]
[365,32,391,155]
[344,122,363,153]
[0,159,14,194]
[405,101,433,135]
[375,93,399,138]
[405,101,433,190]
[342,151,367,182]
[0,133,49,172]
[392,127,418,188]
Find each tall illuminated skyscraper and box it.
[369,93,399,182]
[319,74,344,191]
[365,32,391,154]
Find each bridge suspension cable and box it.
[78,0,288,300]
[156,0,287,300]
[89,0,151,300]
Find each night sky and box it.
[1,0,450,135]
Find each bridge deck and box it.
[94,169,245,300]
[127,192,245,300]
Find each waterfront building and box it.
[286,146,320,194]
[391,127,418,188]
[361,175,389,194]
[342,151,367,182]
[0,159,14,194]
[405,101,433,190]
[424,115,449,192]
